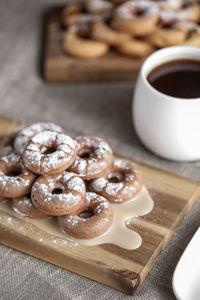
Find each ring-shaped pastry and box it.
[69,136,113,180]
[0,153,36,198]
[58,192,113,239]
[23,130,77,175]
[31,172,86,216]
[89,159,143,203]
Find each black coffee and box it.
[147,59,200,99]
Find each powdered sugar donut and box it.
[148,11,187,47]
[0,132,18,157]
[23,131,77,175]
[182,21,200,46]
[89,159,143,203]
[112,1,159,35]
[12,194,48,219]
[178,1,200,22]
[91,19,131,45]
[152,0,182,11]
[14,122,63,155]
[58,192,113,239]
[0,153,36,198]
[69,136,113,180]
[63,24,109,59]
[85,0,114,14]
[115,37,154,57]
[31,172,86,216]
[62,2,103,27]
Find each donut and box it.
[89,159,143,203]
[91,19,131,45]
[0,132,18,157]
[148,11,187,47]
[0,153,36,198]
[115,37,154,57]
[61,2,102,27]
[69,136,113,180]
[12,194,48,219]
[152,0,182,11]
[31,172,86,216]
[23,130,77,176]
[182,21,200,46]
[14,122,63,155]
[58,192,113,239]
[85,0,114,14]
[63,24,109,59]
[178,1,200,22]
[112,1,159,36]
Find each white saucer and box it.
[172,227,200,300]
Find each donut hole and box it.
[52,188,64,195]
[7,167,21,177]
[43,147,57,155]
[78,147,94,159]
[132,7,146,17]
[78,30,91,40]
[79,210,94,219]
[108,172,124,183]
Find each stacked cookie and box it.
[62,0,200,58]
[0,122,142,239]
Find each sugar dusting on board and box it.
[0,186,153,250]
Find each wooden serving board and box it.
[0,116,200,295]
[44,7,144,83]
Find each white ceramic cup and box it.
[133,46,200,161]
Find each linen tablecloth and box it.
[0,1,200,299]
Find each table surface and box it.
[0,1,200,299]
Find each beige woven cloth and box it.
[0,0,200,299]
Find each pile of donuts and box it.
[0,122,143,239]
[61,0,200,58]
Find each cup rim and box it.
[141,46,200,102]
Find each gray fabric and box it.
[0,0,200,299]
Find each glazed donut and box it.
[12,194,48,219]
[115,37,154,57]
[178,1,200,22]
[69,136,113,180]
[182,21,200,46]
[0,153,36,198]
[58,192,113,239]
[89,159,143,203]
[112,1,159,35]
[61,2,102,27]
[14,122,63,155]
[63,24,109,59]
[152,0,182,11]
[85,0,114,14]
[23,130,77,176]
[148,11,187,47]
[0,132,18,157]
[91,19,131,45]
[31,172,86,216]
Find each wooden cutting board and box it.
[43,7,144,83]
[0,116,200,295]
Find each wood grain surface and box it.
[0,116,200,295]
[44,7,144,83]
